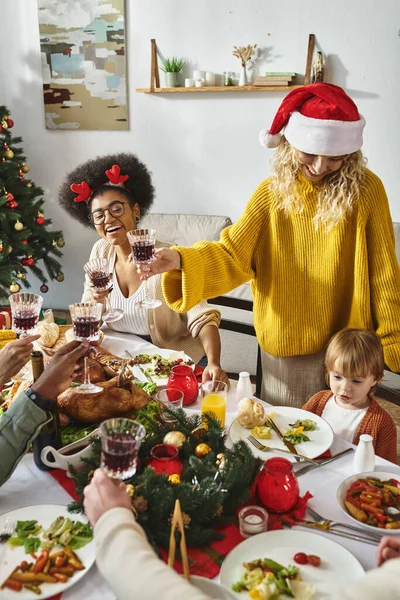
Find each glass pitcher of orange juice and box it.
[200,380,228,427]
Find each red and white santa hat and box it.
[259,83,365,156]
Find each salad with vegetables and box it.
[345,476,400,529]
[8,517,93,553]
[284,419,317,445]
[232,557,315,599]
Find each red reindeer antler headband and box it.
[70,165,130,203]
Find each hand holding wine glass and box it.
[84,257,123,323]
[126,229,162,309]
[133,247,181,280]
[69,302,103,394]
[9,293,43,335]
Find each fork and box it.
[247,435,319,465]
[125,351,155,383]
[306,505,382,541]
[0,516,15,542]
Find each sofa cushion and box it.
[140,213,232,247]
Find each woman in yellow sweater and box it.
[138,83,400,407]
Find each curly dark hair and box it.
[58,152,155,229]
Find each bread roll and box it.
[37,322,59,348]
[237,398,266,429]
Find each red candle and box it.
[256,457,299,513]
[148,444,183,476]
[167,365,198,406]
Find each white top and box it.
[321,395,368,443]
[107,274,149,336]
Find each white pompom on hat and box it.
[259,82,366,156]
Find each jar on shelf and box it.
[167,365,198,406]
[256,457,299,513]
[223,71,235,86]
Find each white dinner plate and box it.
[0,504,95,600]
[220,529,365,599]
[191,575,238,599]
[337,471,400,535]
[121,347,195,387]
[229,406,334,462]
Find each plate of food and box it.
[337,471,400,535]
[0,504,95,599]
[229,401,334,462]
[220,529,365,599]
[122,348,195,387]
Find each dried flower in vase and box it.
[232,44,257,67]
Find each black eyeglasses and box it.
[90,201,127,225]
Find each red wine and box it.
[89,270,112,290]
[13,310,39,331]
[101,433,139,478]
[131,242,154,263]
[72,316,100,339]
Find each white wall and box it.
[0,0,399,308]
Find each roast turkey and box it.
[57,376,151,423]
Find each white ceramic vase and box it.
[239,66,247,86]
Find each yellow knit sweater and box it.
[162,170,400,370]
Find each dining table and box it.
[1,328,400,599]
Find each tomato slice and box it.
[307,554,321,567]
[293,552,308,565]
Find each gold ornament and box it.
[10,282,20,293]
[132,496,148,513]
[4,149,14,160]
[20,164,30,173]
[168,474,181,485]
[14,220,23,231]
[216,452,225,464]
[6,245,12,254]
[191,425,207,440]
[125,484,135,497]
[26,183,32,188]
[52,240,57,247]
[56,236,65,248]
[56,272,65,282]
[195,443,212,458]
[1,120,8,130]
[17,272,26,280]
[163,431,186,449]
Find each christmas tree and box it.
[0,106,65,301]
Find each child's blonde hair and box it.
[270,138,367,231]
[325,329,385,385]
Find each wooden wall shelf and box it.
[136,85,302,94]
[138,36,315,94]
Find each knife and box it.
[294,447,354,477]
[296,519,379,546]
[267,416,301,462]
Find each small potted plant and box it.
[160,57,185,88]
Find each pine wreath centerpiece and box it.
[69,405,262,550]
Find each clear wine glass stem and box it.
[142,265,151,302]
[83,356,91,387]
[104,293,112,316]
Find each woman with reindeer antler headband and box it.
[135,83,400,407]
[58,153,229,386]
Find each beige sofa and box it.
[141,213,400,389]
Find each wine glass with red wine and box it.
[69,302,103,394]
[100,418,146,480]
[9,293,43,335]
[126,228,162,309]
[84,257,123,324]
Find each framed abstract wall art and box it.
[38,0,128,130]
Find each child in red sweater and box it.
[302,328,397,463]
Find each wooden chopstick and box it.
[167,499,190,581]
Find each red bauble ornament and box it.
[6,193,14,201]
[0,125,2,134]
[3,144,8,149]
[20,177,26,183]
[7,118,14,128]
[6,200,18,209]
[36,216,45,225]
[0,247,3,253]
[26,257,35,267]
[20,257,28,266]
[40,283,49,293]
[22,239,28,245]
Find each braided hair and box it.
[58,152,155,229]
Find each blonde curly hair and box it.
[270,139,367,231]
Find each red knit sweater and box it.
[302,390,398,464]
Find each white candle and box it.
[245,514,263,525]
